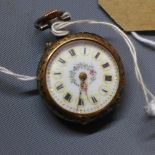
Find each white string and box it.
[131,32,155,48]
[0,19,155,115]
[51,20,155,116]
[0,66,37,81]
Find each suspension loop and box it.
[34,10,71,31]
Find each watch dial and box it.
[46,40,120,114]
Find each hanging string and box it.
[0,66,37,81]
[0,19,155,115]
[131,32,155,48]
[51,20,155,116]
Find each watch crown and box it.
[34,10,71,31]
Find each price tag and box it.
[99,0,155,32]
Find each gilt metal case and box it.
[37,32,125,124]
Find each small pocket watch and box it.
[35,10,125,124]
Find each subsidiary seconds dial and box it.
[38,32,124,124]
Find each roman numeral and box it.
[95,52,100,59]
[105,75,112,81]
[56,84,64,91]
[78,98,84,106]
[58,58,66,64]
[64,93,72,102]
[102,89,108,93]
[84,48,86,55]
[102,62,110,68]
[54,72,61,75]
[69,49,76,56]
[91,96,98,103]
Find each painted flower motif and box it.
[70,63,97,86]
[90,69,96,76]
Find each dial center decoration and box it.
[70,63,96,87]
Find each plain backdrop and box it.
[0,0,155,154]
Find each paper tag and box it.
[98,0,155,32]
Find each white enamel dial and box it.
[46,40,120,114]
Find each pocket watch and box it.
[35,10,125,124]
